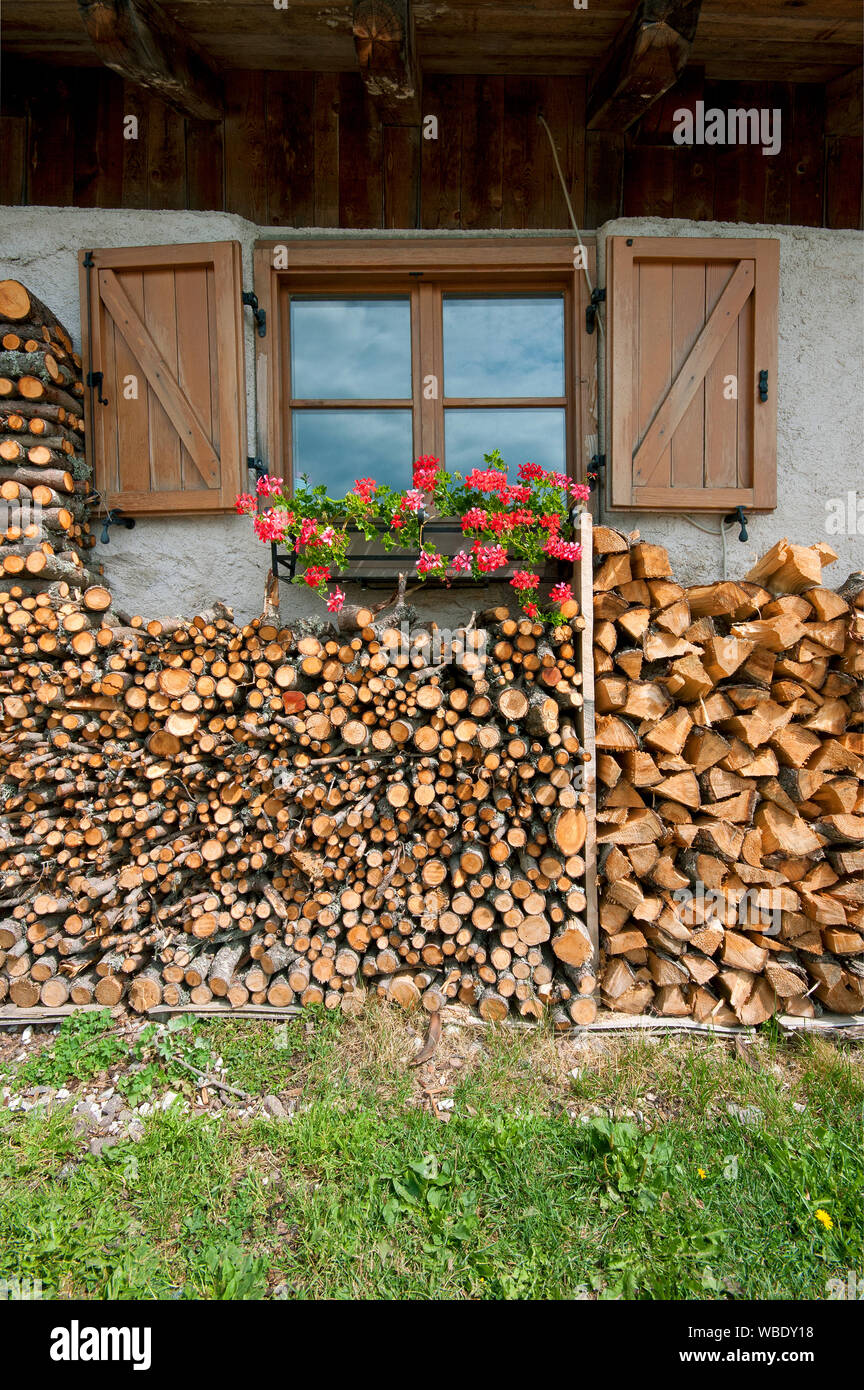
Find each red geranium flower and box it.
[413,455,440,491]
[254,509,292,542]
[417,550,445,576]
[255,474,284,497]
[518,461,545,484]
[510,570,540,591]
[472,542,508,573]
[304,565,331,588]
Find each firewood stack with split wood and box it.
[0,280,97,588]
[0,579,595,1023]
[593,529,864,1023]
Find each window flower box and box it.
[238,451,589,623]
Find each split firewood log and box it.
[594,528,863,1023]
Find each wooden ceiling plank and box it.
[77,0,223,120]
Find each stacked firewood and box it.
[0,279,96,587]
[594,529,864,1023]
[0,580,595,1022]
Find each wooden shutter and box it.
[607,237,778,512]
[80,242,246,514]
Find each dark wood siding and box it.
[1,63,860,229]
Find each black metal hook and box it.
[585,287,606,335]
[100,508,136,544]
[724,505,749,542]
[86,370,108,406]
[242,291,267,338]
[587,453,605,493]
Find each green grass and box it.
[0,1005,861,1299]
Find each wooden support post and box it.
[587,0,702,133]
[578,509,599,965]
[352,0,421,125]
[78,0,223,121]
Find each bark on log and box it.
[0,585,594,1022]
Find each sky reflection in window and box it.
[290,298,412,400]
[293,410,414,493]
[443,295,565,398]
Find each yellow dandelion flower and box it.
[816,1209,833,1230]
[697,1167,707,1179]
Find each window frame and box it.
[253,238,597,496]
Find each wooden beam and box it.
[825,66,863,138]
[352,0,420,125]
[78,0,222,122]
[587,0,702,133]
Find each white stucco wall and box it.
[0,207,861,623]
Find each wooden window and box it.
[607,236,779,512]
[254,239,597,491]
[79,242,246,514]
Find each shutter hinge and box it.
[86,370,108,405]
[242,291,266,337]
[586,287,605,335]
[758,369,769,403]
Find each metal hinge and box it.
[758,369,769,403]
[242,291,266,337]
[586,287,606,335]
[86,370,108,405]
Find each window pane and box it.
[444,409,566,478]
[443,295,565,398]
[290,298,412,400]
[292,410,414,494]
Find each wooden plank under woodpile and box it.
[593,526,864,1023]
[0,570,597,1024]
